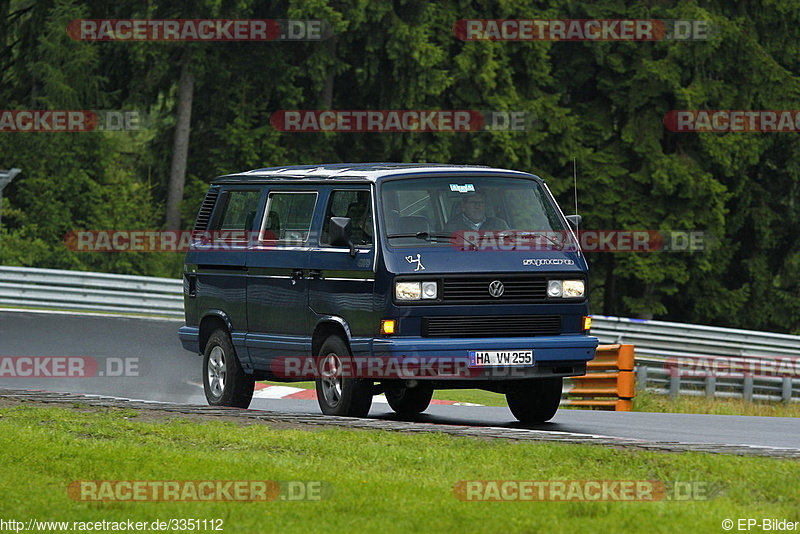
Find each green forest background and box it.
[1,0,799,333]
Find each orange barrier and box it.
[566,344,635,411]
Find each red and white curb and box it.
[253,383,482,406]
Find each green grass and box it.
[632,390,800,417]
[1,404,798,533]
[432,388,507,406]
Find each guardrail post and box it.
[636,365,648,391]
[782,377,793,403]
[669,373,680,398]
[743,375,754,401]
[705,375,716,398]
[565,344,635,411]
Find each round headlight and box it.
[547,280,562,298]
[421,281,438,299]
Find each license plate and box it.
[469,350,534,366]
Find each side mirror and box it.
[565,214,582,230]
[330,217,356,257]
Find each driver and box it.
[444,192,509,232]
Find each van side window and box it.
[212,190,261,240]
[322,190,372,246]
[261,192,317,244]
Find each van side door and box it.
[245,189,319,368]
[308,187,377,348]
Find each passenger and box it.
[346,202,373,245]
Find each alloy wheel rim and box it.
[320,352,343,407]
[208,346,226,398]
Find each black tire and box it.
[505,377,563,423]
[203,328,254,408]
[315,335,373,417]
[386,384,434,415]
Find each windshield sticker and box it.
[405,254,425,271]
[450,183,475,193]
[523,258,575,266]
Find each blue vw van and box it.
[179,163,597,422]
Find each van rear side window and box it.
[262,192,317,244]
[211,190,261,241]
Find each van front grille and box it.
[442,276,548,303]
[422,315,561,337]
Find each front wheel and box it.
[203,328,254,408]
[385,385,433,415]
[505,377,563,423]
[315,335,373,417]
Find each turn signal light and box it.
[381,319,397,335]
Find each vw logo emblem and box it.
[488,280,504,298]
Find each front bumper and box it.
[364,334,598,381]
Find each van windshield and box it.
[380,176,570,248]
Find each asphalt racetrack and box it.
[1,309,798,451]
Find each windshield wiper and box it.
[386,232,454,243]
[388,231,485,248]
[387,231,566,250]
[517,231,566,250]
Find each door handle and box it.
[308,269,323,280]
[291,269,305,285]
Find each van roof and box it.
[212,163,538,183]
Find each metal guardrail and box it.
[0,266,184,317]
[590,315,800,402]
[591,315,800,360]
[1,266,798,402]
[634,357,799,403]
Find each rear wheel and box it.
[386,384,434,415]
[505,377,562,423]
[315,335,373,417]
[203,328,254,408]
